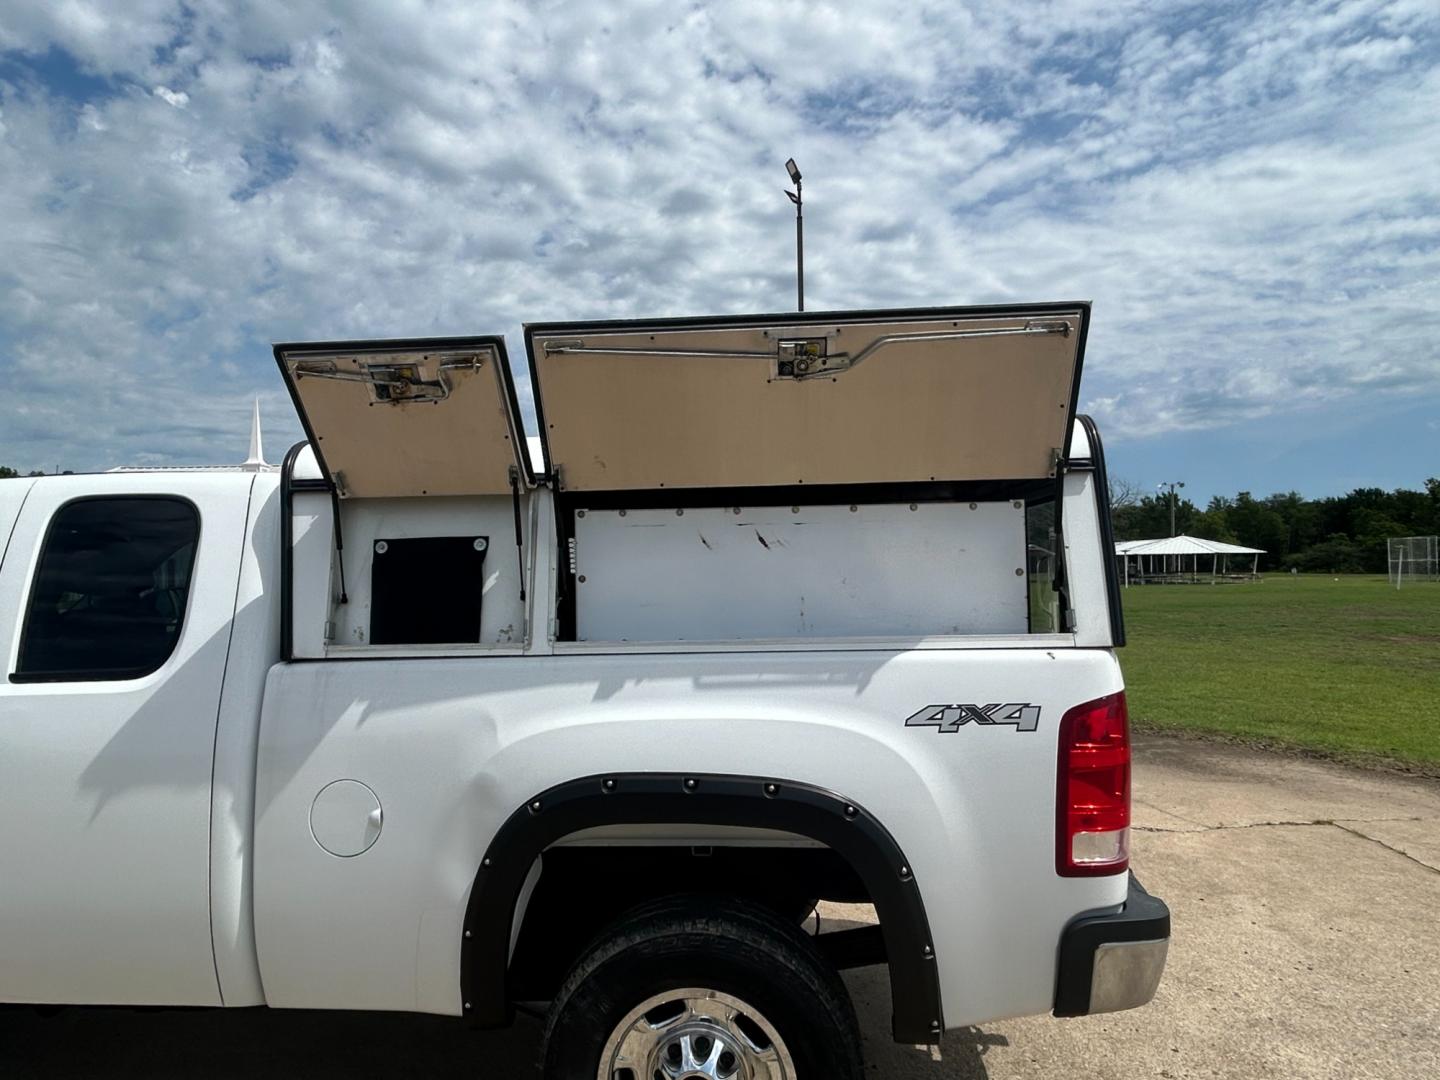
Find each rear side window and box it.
[12,497,200,682]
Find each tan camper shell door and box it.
[527,305,1087,492]
[275,337,531,498]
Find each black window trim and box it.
[8,494,202,684]
[1069,415,1126,647]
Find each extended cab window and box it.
[13,497,200,682]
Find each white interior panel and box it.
[289,490,335,659]
[573,501,1028,641]
[331,496,529,647]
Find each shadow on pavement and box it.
[1,993,1006,1079]
[2,965,1005,1079]
[0,1004,541,1079]
[844,966,1006,1079]
[865,1024,1009,1078]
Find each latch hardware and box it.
[292,355,484,405]
[775,339,834,379]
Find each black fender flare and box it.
[460,772,944,1044]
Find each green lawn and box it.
[1120,574,1440,770]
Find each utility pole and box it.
[784,158,803,310]
[1158,480,1185,537]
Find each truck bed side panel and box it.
[253,648,1129,1027]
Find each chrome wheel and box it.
[598,988,796,1080]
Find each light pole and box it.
[1158,480,1185,537]
[784,158,803,310]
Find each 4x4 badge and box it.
[905,703,1041,733]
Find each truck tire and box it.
[541,895,862,1080]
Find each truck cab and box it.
[0,302,1168,1079]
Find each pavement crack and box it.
[1135,814,1427,836]
[1137,818,1335,835]
[1331,822,1440,876]
[1333,815,1429,825]
[1139,816,1440,874]
[1133,799,1212,829]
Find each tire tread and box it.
[541,895,862,1079]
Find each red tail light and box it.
[1056,691,1130,876]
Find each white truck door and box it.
[0,473,253,1006]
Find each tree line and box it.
[1110,478,1440,572]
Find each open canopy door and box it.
[526,303,1088,492]
[275,336,532,498]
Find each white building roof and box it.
[1115,534,1266,556]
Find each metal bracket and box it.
[774,338,836,379]
[365,362,451,403]
[292,355,484,405]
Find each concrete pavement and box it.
[851,734,1440,1078]
[3,734,1437,1077]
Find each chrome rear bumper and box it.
[1054,872,1171,1016]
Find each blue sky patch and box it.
[0,45,120,105]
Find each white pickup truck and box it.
[0,302,1168,1078]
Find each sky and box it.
[1,0,1437,503]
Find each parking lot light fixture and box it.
[784,158,803,310]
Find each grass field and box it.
[1120,574,1440,770]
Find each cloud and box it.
[152,84,187,107]
[0,0,1437,474]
